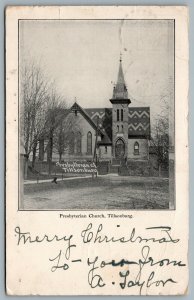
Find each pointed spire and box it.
[112,56,128,100]
[117,55,125,85]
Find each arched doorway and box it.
[115,138,125,158]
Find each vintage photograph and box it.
[19,19,175,210]
[6,6,189,296]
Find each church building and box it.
[50,58,151,164]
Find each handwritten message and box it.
[56,161,97,174]
[14,223,186,295]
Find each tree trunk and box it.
[59,152,62,163]
[39,139,44,161]
[20,154,24,209]
[32,141,37,169]
[24,155,29,180]
[158,164,161,177]
[47,133,53,175]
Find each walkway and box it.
[24,175,93,185]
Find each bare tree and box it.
[151,94,170,176]
[20,61,50,177]
[44,91,67,174]
[20,60,66,178]
[53,112,83,162]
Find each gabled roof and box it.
[68,104,150,140]
[85,108,112,141]
[70,102,104,135]
[85,108,112,126]
[86,107,150,138]
[128,107,150,138]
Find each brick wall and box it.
[112,103,129,158]
[127,138,148,159]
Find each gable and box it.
[85,108,112,140]
[67,104,150,141]
[65,109,97,140]
[70,102,100,133]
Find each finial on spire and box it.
[120,52,122,62]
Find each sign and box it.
[56,161,97,174]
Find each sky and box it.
[19,19,174,120]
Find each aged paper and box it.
[6,6,189,295]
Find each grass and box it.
[23,176,170,210]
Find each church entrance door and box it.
[115,138,125,158]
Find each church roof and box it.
[128,107,150,138]
[61,104,150,145]
[69,102,104,135]
[85,107,150,140]
[85,108,112,142]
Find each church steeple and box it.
[110,57,131,105]
[112,56,128,100]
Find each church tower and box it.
[110,57,131,159]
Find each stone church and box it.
[50,58,150,164]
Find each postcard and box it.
[6,6,189,295]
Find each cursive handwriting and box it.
[87,256,106,288]
[102,246,186,269]
[86,245,183,294]
[49,249,82,272]
[15,226,76,259]
[49,250,69,272]
[14,224,186,294]
[119,270,176,294]
[81,223,179,244]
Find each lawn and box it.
[23,175,170,210]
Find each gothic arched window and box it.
[87,132,92,154]
[76,132,82,154]
[134,141,139,155]
[121,109,123,121]
[117,109,119,121]
[69,132,75,154]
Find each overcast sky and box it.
[19,19,174,119]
